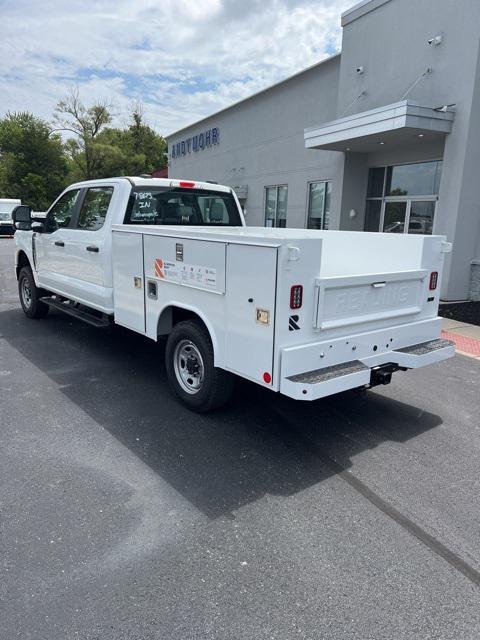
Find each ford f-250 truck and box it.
[12,176,455,412]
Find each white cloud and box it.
[0,0,351,135]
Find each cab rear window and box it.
[124,187,242,226]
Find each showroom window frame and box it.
[305,180,332,230]
[264,184,288,228]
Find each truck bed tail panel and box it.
[315,269,428,330]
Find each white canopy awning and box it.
[304,100,454,153]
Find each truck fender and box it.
[15,248,40,286]
[156,302,222,367]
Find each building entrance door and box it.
[381,198,437,234]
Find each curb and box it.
[441,330,480,360]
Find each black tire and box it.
[18,266,49,319]
[165,319,234,412]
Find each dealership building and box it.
[166,0,480,301]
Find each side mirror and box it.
[31,221,46,232]
[12,204,32,230]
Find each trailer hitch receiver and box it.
[369,363,401,387]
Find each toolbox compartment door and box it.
[315,269,428,331]
[225,244,277,384]
[143,234,226,294]
[112,231,146,333]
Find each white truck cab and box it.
[13,177,455,412]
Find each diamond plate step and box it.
[287,360,369,385]
[394,338,454,356]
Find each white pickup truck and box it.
[13,176,455,412]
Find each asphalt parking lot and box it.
[1,238,479,640]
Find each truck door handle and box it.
[54,240,65,247]
[86,245,99,253]
[371,281,386,288]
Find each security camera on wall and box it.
[428,35,443,46]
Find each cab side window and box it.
[48,189,80,230]
[77,187,113,231]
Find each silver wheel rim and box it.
[21,277,32,309]
[173,339,205,395]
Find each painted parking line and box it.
[441,330,480,358]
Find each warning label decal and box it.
[154,258,217,290]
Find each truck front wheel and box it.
[18,266,49,319]
[165,319,234,412]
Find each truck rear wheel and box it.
[165,319,234,412]
[18,266,49,319]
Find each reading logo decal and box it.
[154,258,165,278]
[289,315,300,331]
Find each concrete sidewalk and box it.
[441,318,480,359]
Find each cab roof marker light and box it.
[169,180,198,189]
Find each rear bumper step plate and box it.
[287,360,368,385]
[281,338,455,401]
[392,338,455,368]
[282,360,371,400]
[395,338,453,356]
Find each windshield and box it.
[124,187,242,226]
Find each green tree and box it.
[0,112,69,210]
[55,93,167,180]
[125,104,167,171]
[54,88,113,180]
[94,105,167,176]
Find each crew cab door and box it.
[35,188,82,289]
[36,185,116,312]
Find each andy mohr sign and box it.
[170,127,219,158]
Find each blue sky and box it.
[0,0,351,135]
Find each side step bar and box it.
[40,296,111,328]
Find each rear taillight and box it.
[429,272,438,290]
[290,285,303,309]
[179,181,195,188]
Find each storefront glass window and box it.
[307,181,331,230]
[364,200,382,232]
[264,185,288,228]
[386,161,443,196]
[365,160,442,235]
[408,201,435,234]
[367,167,385,198]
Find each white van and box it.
[0,199,21,236]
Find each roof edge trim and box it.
[341,0,392,27]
